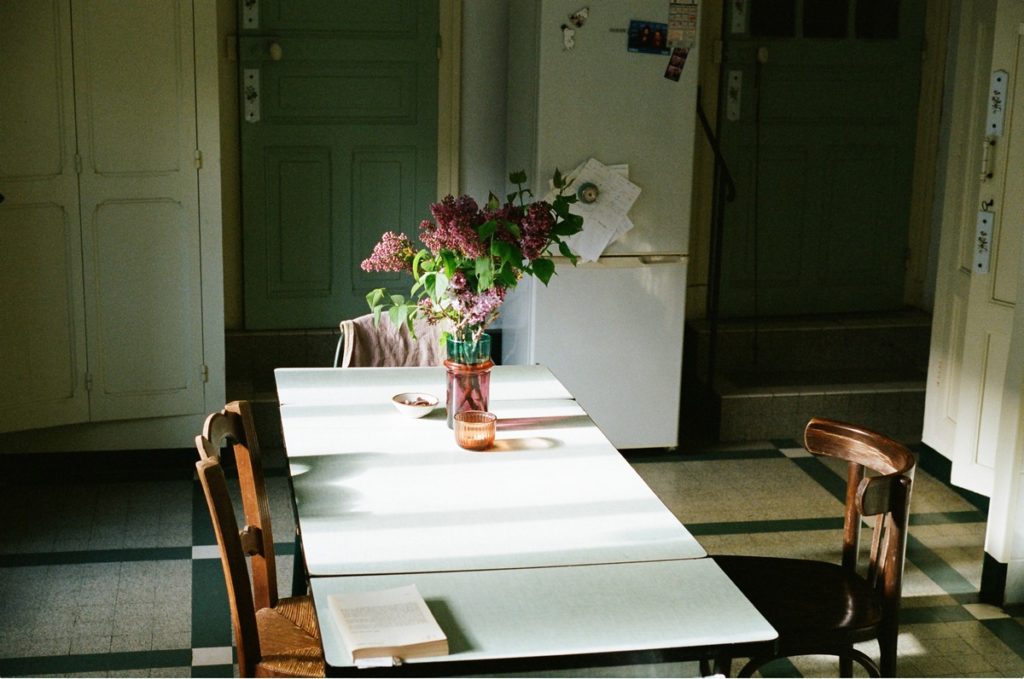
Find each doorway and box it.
[716,0,926,318]
[239,1,439,329]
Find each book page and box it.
[328,585,446,659]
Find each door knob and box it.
[269,42,283,61]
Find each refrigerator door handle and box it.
[638,255,685,264]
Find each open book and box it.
[327,584,448,664]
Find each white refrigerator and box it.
[501,0,698,449]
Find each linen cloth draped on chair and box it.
[334,313,448,367]
[195,401,325,678]
[707,417,916,678]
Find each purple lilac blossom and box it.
[420,195,486,258]
[519,202,554,260]
[360,231,414,272]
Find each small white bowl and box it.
[392,392,439,418]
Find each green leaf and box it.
[486,192,501,210]
[434,270,449,299]
[497,262,519,287]
[552,168,564,188]
[478,219,497,240]
[558,241,578,262]
[532,257,555,285]
[411,249,428,279]
[440,251,458,279]
[553,214,583,236]
[490,239,511,260]
[372,305,383,325]
[475,256,494,291]
[388,304,409,331]
[365,288,385,308]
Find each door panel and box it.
[351,149,420,295]
[923,0,995,457]
[73,0,204,421]
[949,1,1023,495]
[241,1,439,329]
[265,146,333,295]
[718,1,924,317]
[0,0,89,432]
[91,200,197,396]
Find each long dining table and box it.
[275,365,775,675]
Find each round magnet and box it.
[577,182,599,204]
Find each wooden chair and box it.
[333,313,449,367]
[196,401,324,677]
[709,417,916,678]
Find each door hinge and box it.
[193,149,203,170]
[201,364,209,383]
[85,373,93,392]
[74,154,82,174]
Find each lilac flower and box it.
[420,195,486,258]
[519,202,554,261]
[360,231,414,273]
[360,172,581,343]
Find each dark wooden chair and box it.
[196,401,324,677]
[709,417,916,678]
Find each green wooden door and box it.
[718,0,925,317]
[240,1,438,329]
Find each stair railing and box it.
[696,85,736,392]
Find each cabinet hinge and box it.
[74,154,82,174]
[193,149,203,169]
[201,364,209,383]
[85,373,93,392]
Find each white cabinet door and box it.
[0,0,90,432]
[72,0,205,421]
[0,0,206,434]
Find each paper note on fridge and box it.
[546,158,642,262]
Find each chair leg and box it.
[847,649,881,678]
[840,653,853,677]
[879,628,898,678]
[737,656,774,678]
[290,530,308,596]
[714,652,733,677]
[699,651,732,677]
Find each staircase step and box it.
[685,310,931,445]
[717,382,925,444]
[689,309,931,380]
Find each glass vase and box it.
[445,333,493,428]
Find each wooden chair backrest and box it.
[804,417,916,607]
[197,401,278,610]
[195,455,262,678]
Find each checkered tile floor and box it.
[2,440,1023,677]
